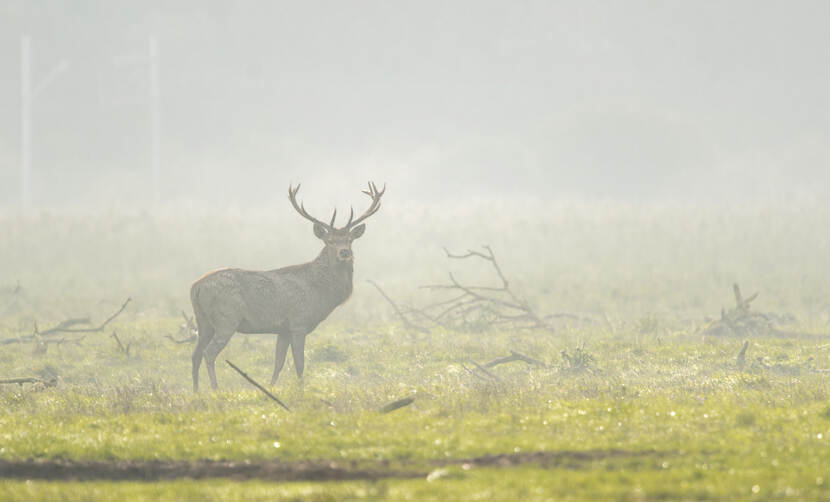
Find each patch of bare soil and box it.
[0,449,660,482]
[445,448,662,469]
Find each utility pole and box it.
[20,36,70,210]
[20,37,31,210]
[149,34,161,206]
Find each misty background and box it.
[1,1,829,327]
[1,1,828,208]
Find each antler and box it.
[288,182,386,231]
[343,181,386,229]
[287,184,336,231]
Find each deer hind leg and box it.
[271,334,291,385]
[203,329,235,390]
[191,312,215,392]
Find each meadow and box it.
[1,200,829,500]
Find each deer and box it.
[190,182,386,391]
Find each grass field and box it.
[1,202,829,500]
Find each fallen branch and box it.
[0,298,131,345]
[470,360,501,381]
[111,331,131,356]
[484,350,549,369]
[0,377,57,387]
[460,362,489,382]
[418,246,554,332]
[225,360,290,412]
[165,334,197,344]
[367,280,429,333]
[380,396,415,414]
[704,284,830,339]
[736,340,749,370]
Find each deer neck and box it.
[312,247,354,300]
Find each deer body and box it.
[191,183,384,391]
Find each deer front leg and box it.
[291,333,307,379]
[271,334,291,385]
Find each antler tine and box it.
[287,183,332,229]
[344,181,386,229]
[345,206,355,227]
[329,208,337,227]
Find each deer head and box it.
[288,182,386,266]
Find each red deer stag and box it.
[190,182,386,391]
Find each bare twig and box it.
[0,377,57,387]
[225,360,290,412]
[111,331,132,356]
[484,350,549,369]
[736,340,749,370]
[367,280,429,333]
[460,362,489,382]
[470,360,501,381]
[165,333,197,344]
[380,396,415,414]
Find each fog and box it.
[1,1,829,208]
[3,5,830,494]
[2,1,830,323]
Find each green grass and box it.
[2,205,830,499]
[1,320,830,499]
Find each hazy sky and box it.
[1,1,828,207]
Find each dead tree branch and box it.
[470,360,502,381]
[367,280,429,333]
[371,246,585,333]
[418,246,553,332]
[225,360,290,412]
[484,350,549,369]
[380,396,415,414]
[736,340,749,370]
[0,377,57,387]
[704,284,830,338]
[0,298,132,345]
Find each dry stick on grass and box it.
[460,362,490,382]
[111,331,131,356]
[0,377,57,387]
[484,350,549,369]
[470,360,502,381]
[165,334,196,344]
[380,396,415,414]
[0,297,132,345]
[225,360,290,412]
[165,312,198,344]
[736,340,749,370]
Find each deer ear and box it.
[350,224,366,239]
[313,222,328,239]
